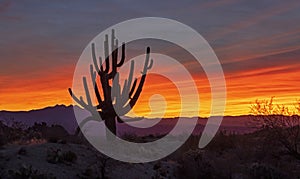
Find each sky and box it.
[0,0,300,117]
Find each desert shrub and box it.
[47,137,61,143]
[0,118,44,145]
[152,161,180,179]
[250,97,300,159]
[121,133,166,143]
[179,149,214,179]
[228,132,269,163]
[0,138,4,146]
[17,147,27,155]
[0,119,20,145]
[29,123,69,143]
[0,134,7,146]
[8,164,55,179]
[77,154,109,179]
[168,135,200,160]
[2,122,70,145]
[0,120,6,146]
[62,151,77,163]
[248,163,287,179]
[11,120,26,131]
[206,130,237,154]
[46,148,77,164]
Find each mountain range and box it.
[0,105,254,135]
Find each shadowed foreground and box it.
[1,120,300,179]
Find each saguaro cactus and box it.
[68,29,153,140]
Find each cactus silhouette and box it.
[68,29,153,140]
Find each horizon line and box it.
[1,104,299,118]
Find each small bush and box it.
[206,130,237,154]
[179,149,214,179]
[8,164,55,179]
[17,147,27,155]
[249,163,287,179]
[62,151,77,163]
[47,148,77,164]
[0,135,6,146]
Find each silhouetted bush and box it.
[250,97,300,160]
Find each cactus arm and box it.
[120,79,128,105]
[129,47,153,107]
[127,61,135,91]
[113,60,136,112]
[82,77,93,106]
[111,29,115,53]
[92,43,109,75]
[104,34,109,64]
[118,47,153,115]
[99,57,104,72]
[99,34,113,102]
[90,64,97,83]
[68,88,86,108]
[68,76,99,113]
[107,29,117,79]
[112,40,119,72]
[117,42,125,67]
[108,30,126,79]
[103,34,110,74]
[124,61,135,96]
[120,61,135,106]
[112,72,121,105]
[111,30,117,72]
[90,64,104,108]
[128,75,146,109]
[129,78,137,98]
[142,47,153,75]
[91,43,100,74]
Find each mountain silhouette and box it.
[0,105,88,134]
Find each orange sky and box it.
[1,57,299,117]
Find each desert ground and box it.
[1,115,300,179]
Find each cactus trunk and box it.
[104,115,117,140]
